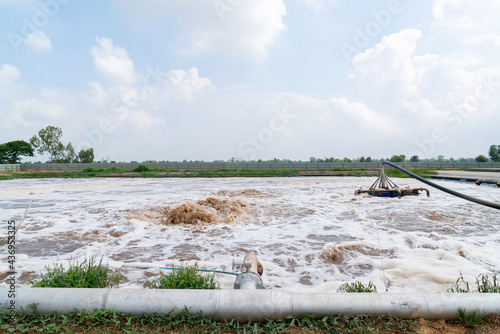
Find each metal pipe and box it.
[476,179,500,187]
[381,161,500,210]
[2,288,499,322]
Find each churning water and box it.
[1,177,499,292]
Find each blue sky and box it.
[1,0,499,162]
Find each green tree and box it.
[366,157,372,162]
[390,154,406,162]
[475,154,489,162]
[54,142,77,163]
[0,140,34,164]
[78,148,94,163]
[359,156,366,163]
[410,155,420,162]
[30,126,64,162]
[488,145,499,162]
[437,155,445,162]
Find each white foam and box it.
[0,177,498,292]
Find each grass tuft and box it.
[337,281,377,293]
[30,257,122,288]
[449,272,500,293]
[457,307,487,327]
[144,263,220,290]
[476,273,500,293]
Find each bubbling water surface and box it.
[0,177,498,292]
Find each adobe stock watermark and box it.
[339,0,403,62]
[7,0,71,53]
[237,106,296,160]
[77,66,169,153]
[213,0,243,22]
[410,74,500,158]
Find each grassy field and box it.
[0,309,424,333]
[0,166,437,180]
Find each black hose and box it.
[381,161,500,211]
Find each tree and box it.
[359,156,366,163]
[390,154,406,162]
[436,155,445,162]
[0,140,34,164]
[65,143,76,163]
[78,148,94,163]
[54,143,77,163]
[366,157,372,162]
[475,155,489,162]
[30,126,64,162]
[410,155,420,162]
[489,145,499,162]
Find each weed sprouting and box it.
[0,308,422,333]
[476,273,500,293]
[449,273,499,293]
[337,281,377,293]
[30,257,123,288]
[144,263,220,290]
[448,273,471,293]
[457,307,487,327]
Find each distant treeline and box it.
[5,125,498,165]
[22,155,481,164]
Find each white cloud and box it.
[77,67,214,140]
[0,0,38,10]
[0,64,21,85]
[113,0,287,59]
[0,64,24,100]
[432,0,500,45]
[296,0,338,12]
[344,26,500,158]
[90,37,136,85]
[349,29,475,122]
[160,68,213,103]
[6,88,77,130]
[330,97,403,134]
[25,30,52,53]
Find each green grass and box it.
[384,169,437,178]
[457,307,487,327]
[0,308,420,333]
[0,168,440,180]
[337,281,378,293]
[196,169,299,177]
[448,273,500,293]
[476,273,500,293]
[30,257,123,288]
[144,263,220,290]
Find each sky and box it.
[1,0,499,162]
